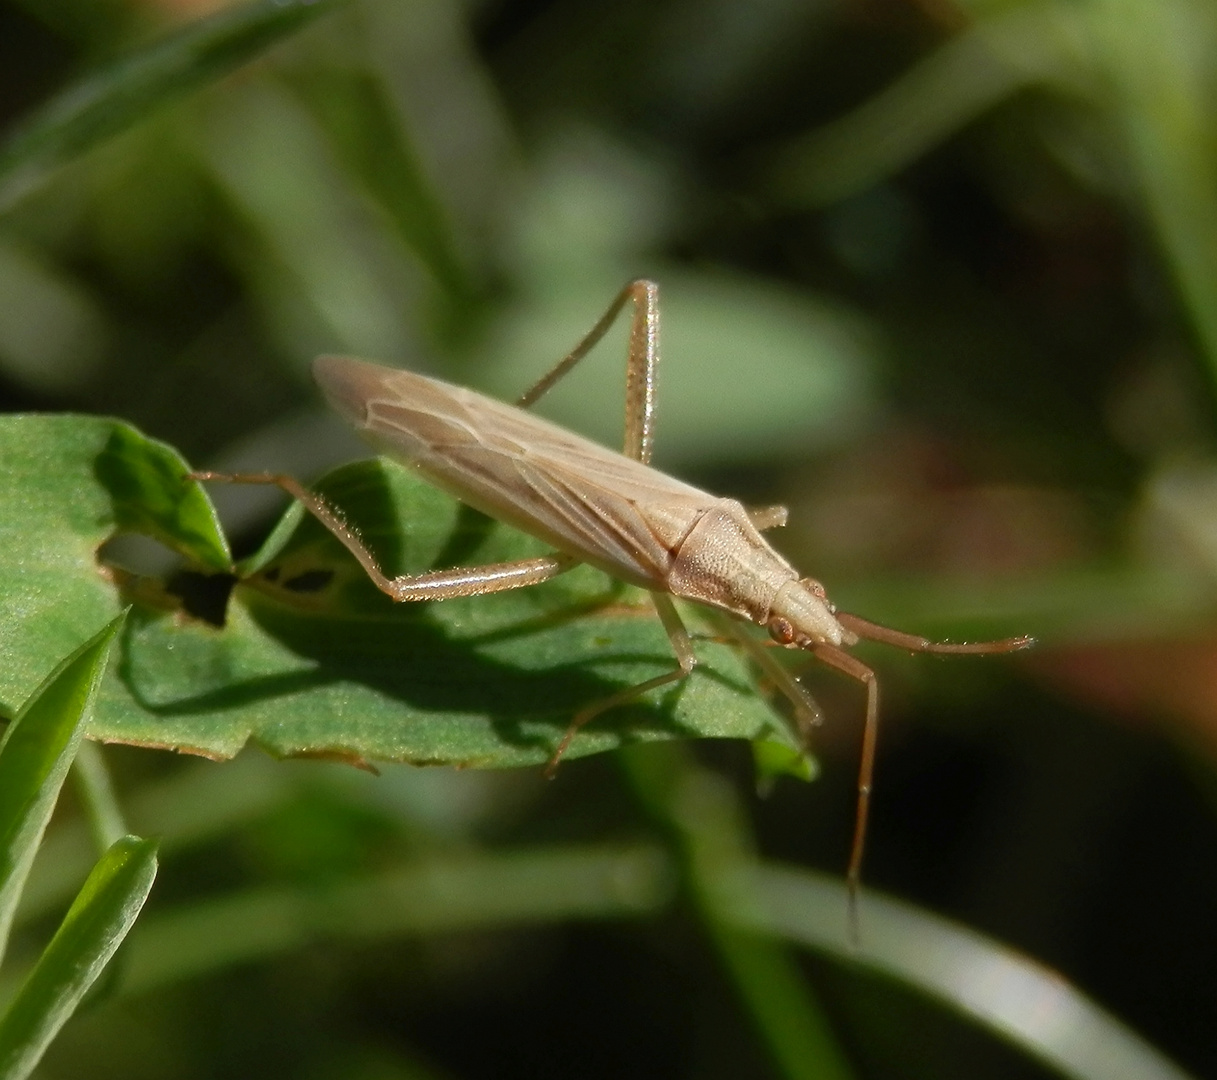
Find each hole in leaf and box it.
[98,532,182,577]
[97,533,236,627]
[165,569,236,627]
[280,568,335,593]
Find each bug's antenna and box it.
[836,612,1034,655]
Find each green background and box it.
[1,1,1214,1078]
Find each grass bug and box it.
[193,280,1033,929]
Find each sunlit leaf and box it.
[0,415,799,768]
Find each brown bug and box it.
[195,280,1033,929]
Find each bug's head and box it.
[767,578,855,650]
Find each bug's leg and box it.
[746,504,789,532]
[190,470,577,601]
[810,624,1029,944]
[381,554,577,601]
[810,642,879,946]
[836,612,1034,655]
[516,279,660,465]
[704,611,823,740]
[544,592,696,775]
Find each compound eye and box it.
[803,578,828,600]
[768,617,796,645]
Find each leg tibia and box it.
[190,470,576,602]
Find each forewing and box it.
[324,361,719,586]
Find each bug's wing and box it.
[314,356,721,587]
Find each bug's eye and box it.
[768,617,796,645]
[803,578,828,600]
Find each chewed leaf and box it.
[94,424,230,571]
[0,416,223,719]
[0,415,801,769]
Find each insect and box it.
[193,280,1033,929]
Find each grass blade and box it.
[620,747,856,1080]
[0,0,340,211]
[0,835,158,1080]
[738,865,1196,1080]
[0,614,125,968]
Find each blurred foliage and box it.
[1,0,1217,1077]
[0,615,158,1080]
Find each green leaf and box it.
[116,844,664,994]
[0,415,798,769]
[93,423,231,572]
[0,613,125,968]
[0,417,227,729]
[1086,0,1217,405]
[737,865,1197,1080]
[0,0,340,212]
[764,2,1089,208]
[752,740,817,786]
[475,273,876,468]
[293,67,478,309]
[0,835,158,1080]
[39,840,1191,1080]
[622,749,855,1080]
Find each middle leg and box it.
[516,279,660,464]
[545,591,698,773]
[512,282,711,765]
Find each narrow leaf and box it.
[1087,0,1217,405]
[765,3,1088,208]
[621,748,855,1080]
[0,0,340,211]
[294,68,478,305]
[0,835,158,1080]
[0,614,125,967]
[738,866,1198,1080]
